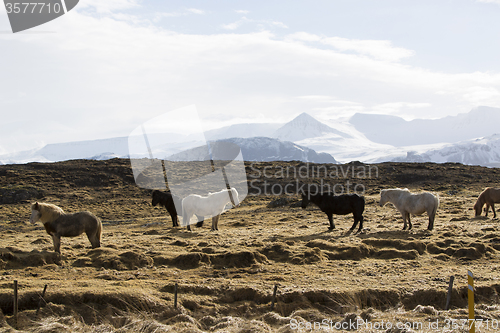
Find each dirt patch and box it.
[211,251,268,268]
[72,248,153,270]
[361,238,427,255]
[0,248,60,269]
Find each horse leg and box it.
[356,215,364,234]
[328,213,335,231]
[184,212,193,231]
[407,213,412,230]
[51,234,61,254]
[196,215,204,228]
[211,215,219,231]
[167,207,178,227]
[348,214,358,234]
[492,203,496,218]
[428,214,434,231]
[401,211,408,230]
[485,204,490,217]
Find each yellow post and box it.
[468,270,475,333]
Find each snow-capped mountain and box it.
[3,106,500,167]
[0,137,130,164]
[167,137,337,163]
[381,134,500,167]
[350,106,500,147]
[0,133,194,164]
[273,112,352,142]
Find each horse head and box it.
[379,190,388,207]
[301,192,309,209]
[29,202,41,224]
[473,200,483,217]
[229,188,240,207]
[151,190,160,206]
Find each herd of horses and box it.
[28,186,500,255]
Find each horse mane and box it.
[33,202,65,222]
[475,189,488,207]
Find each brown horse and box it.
[474,187,500,218]
[29,202,102,254]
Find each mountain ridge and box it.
[349,106,500,147]
[167,137,337,164]
[2,107,500,167]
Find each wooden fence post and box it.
[271,285,278,310]
[174,283,178,309]
[36,285,48,317]
[468,271,475,333]
[13,280,18,328]
[445,276,454,310]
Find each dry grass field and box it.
[1,159,500,332]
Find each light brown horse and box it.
[29,202,102,254]
[474,187,500,218]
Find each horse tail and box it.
[428,194,439,230]
[433,194,440,217]
[181,197,190,227]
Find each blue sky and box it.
[1,0,500,154]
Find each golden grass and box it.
[1,160,500,331]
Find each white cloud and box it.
[476,0,500,4]
[271,21,288,29]
[78,0,140,13]
[186,8,205,15]
[2,8,500,153]
[323,37,414,62]
[235,10,250,14]
[285,32,321,43]
[221,17,250,30]
[462,86,500,104]
[222,17,287,31]
[371,103,433,119]
[286,33,414,62]
[153,8,206,22]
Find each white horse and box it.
[379,188,439,231]
[182,188,240,231]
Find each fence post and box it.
[271,285,278,310]
[36,285,48,317]
[13,280,18,328]
[445,276,454,310]
[468,271,475,333]
[174,283,178,309]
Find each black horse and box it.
[301,191,365,233]
[151,190,204,229]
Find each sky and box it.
[1,0,500,154]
